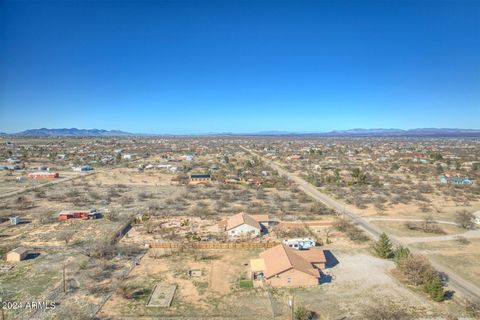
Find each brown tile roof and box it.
[11,247,29,255]
[251,214,269,222]
[226,213,261,231]
[260,244,320,279]
[295,248,326,263]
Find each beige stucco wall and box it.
[266,268,319,287]
[228,224,260,237]
[6,252,25,262]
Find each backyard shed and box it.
[6,247,29,262]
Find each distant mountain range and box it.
[235,128,480,137]
[1,127,480,137]
[298,128,480,137]
[7,128,133,137]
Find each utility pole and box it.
[62,260,66,293]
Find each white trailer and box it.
[282,238,316,250]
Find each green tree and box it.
[393,246,411,266]
[423,275,444,302]
[373,233,393,259]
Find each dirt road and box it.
[241,145,480,301]
[401,229,480,244]
[0,171,97,199]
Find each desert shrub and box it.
[456,236,470,245]
[294,306,313,320]
[455,210,475,229]
[239,279,253,289]
[118,282,149,300]
[465,299,480,318]
[361,302,413,320]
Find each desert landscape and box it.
[0,136,479,319]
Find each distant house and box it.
[0,165,20,170]
[28,172,59,179]
[58,210,88,220]
[225,213,267,237]
[72,165,94,172]
[287,155,303,160]
[250,244,327,287]
[190,174,211,183]
[473,211,480,225]
[439,175,474,185]
[180,155,194,161]
[59,209,100,220]
[6,247,29,262]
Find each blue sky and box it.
[0,0,479,134]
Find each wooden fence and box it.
[149,241,280,250]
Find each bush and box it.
[294,306,313,320]
[334,220,369,242]
[397,254,433,286]
[239,279,253,289]
[455,210,475,229]
[393,246,411,266]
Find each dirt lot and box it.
[411,238,480,289]
[98,244,466,319]
[370,220,465,238]
[98,249,274,319]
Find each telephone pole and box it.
[62,260,66,293]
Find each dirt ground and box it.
[370,220,465,238]
[98,248,274,319]
[411,238,480,289]
[88,168,174,186]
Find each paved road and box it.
[241,145,480,301]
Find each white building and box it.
[225,213,263,237]
[473,211,480,225]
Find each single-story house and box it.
[28,172,59,179]
[190,174,212,183]
[58,210,89,220]
[72,165,93,172]
[225,212,264,237]
[439,175,474,185]
[6,247,29,262]
[250,244,327,287]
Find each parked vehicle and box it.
[282,238,315,250]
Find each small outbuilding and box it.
[6,247,29,262]
[9,216,21,225]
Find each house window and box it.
[287,277,291,284]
